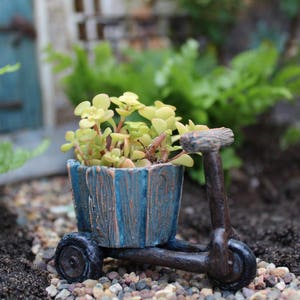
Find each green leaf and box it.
[131,150,146,160]
[74,101,91,116]
[221,148,242,170]
[280,125,300,150]
[0,140,49,174]
[92,93,111,110]
[110,133,130,142]
[79,119,95,128]
[138,106,156,120]
[152,118,167,134]
[0,63,20,75]
[61,143,73,152]
[155,107,175,119]
[175,122,188,135]
[171,154,194,167]
[65,131,75,142]
[116,108,131,117]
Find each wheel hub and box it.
[59,245,86,279]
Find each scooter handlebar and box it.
[180,127,234,153]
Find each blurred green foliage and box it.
[280,125,300,150]
[280,0,300,18]
[46,40,300,182]
[0,140,49,174]
[175,0,242,49]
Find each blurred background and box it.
[0,0,300,182]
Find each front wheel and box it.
[55,232,103,283]
[209,239,257,291]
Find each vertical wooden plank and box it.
[114,168,148,247]
[68,160,92,232]
[86,166,121,247]
[146,165,183,246]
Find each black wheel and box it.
[209,239,257,291]
[55,232,103,283]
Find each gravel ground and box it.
[2,176,300,300]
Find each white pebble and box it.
[55,288,70,300]
[109,283,123,294]
[275,281,286,291]
[46,284,58,297]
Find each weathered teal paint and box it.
[67,159,184,248]
[0,0,42,132]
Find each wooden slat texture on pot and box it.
[68,160,92,232]
[146,165,184,246]
[68,159,184,248]
[114,168,148,247]
[86,167,121,248]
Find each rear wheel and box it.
[209,239,257,291]
[55,232,103,283]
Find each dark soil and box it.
[0,202,49,299]
[178,120,300,275]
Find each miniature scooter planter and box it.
[55,128,257,291]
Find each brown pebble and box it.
[83,279,98,288]
[73,287,86,297]
[270,267,289,278]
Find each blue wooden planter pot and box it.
[67,159,184,248]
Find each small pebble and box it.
[242,287,255,298]
[201,288,213,296]
[46,284,58,297]
[275,280,286,291]
[284,273,295,284]
[83,279,99,288]
[55,288,71,300]
[265,275,278,287]
[270,267,289,278]
[92,283,103,295]
[249,291,267,300]
[108,271,119,280]
[136,279,149,291]
[109,283,123,294]
[42,248,55,260]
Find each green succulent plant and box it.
[61,92,208,168]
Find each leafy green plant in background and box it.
[0,64,49,174]
[0,63,21,75]
[279,0,300,19]
[0,140,49,174]
[47,40,300,182]
[45,43,168,107]
[280,125,300,150]
[175,0,243,62]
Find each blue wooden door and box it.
[0,0,42,132]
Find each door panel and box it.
[0,0,42,132]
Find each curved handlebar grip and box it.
[180,127,234,153]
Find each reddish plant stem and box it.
[93,124,101,136]
[116,118,125,133]
[146,133,167,162]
